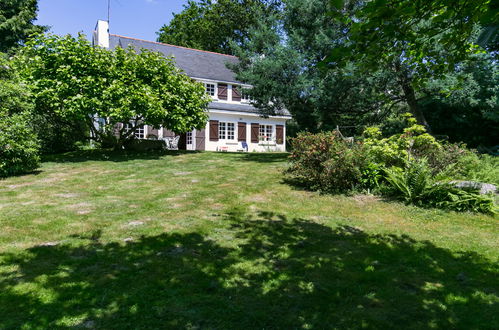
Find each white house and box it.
[93,20,291,152]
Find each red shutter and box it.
[238,122,246,141]
[232,85,242,102]
[209,120,219,141]
[276,125,284,144]
[251,123,259,143]
[218,84,228,100]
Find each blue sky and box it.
[36,0,189,42]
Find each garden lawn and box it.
[0,150,497,329]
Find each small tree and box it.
[16,34,210,149]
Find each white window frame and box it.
[205,83,216,97]
[186,131,193,145]
[124,122,145,139]
[259,124,274,142]
[219,121,236,141]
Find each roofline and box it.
[109,34,238,59]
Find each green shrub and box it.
[426,185,497,214]
[436,150,499,185]
[383,158,433,205]
[363,114,441,168]
[0,56,40,176]
[0,110,40,177]
[287,131,371,193]
[383,158,496,214]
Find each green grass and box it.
[0,150,497,329]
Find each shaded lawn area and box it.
[0,150,497,329]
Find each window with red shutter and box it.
[238,122,246,141]
[209,120,219,141]
[251,123,259,143]
[276,125,284,144]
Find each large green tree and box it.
[0,0,46,53]
[157,0,280,55]
[419,53,499,148]
[16,34,210,149]
[323,0,498,129]
[231,0,396,133]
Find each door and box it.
[186,131,194,150]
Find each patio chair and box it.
[169,136,180,150]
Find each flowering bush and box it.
[286,131,371,193]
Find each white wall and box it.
[205,111,288,152]
[93,20,109,48]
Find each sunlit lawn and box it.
[0,150,497,329]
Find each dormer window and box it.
[205,83,216,97]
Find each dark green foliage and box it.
[383,158,433,205]
[0,110,40,177]
[157,0,280,55]
[383,158,496,214]
[326,0,495,77]
[0,0,46,53]
[426,185,497,214]
[420,53,499,148]
[30,113,88,154]
[0,54,40,176]
[286,131,371,193]
[232,0,391,132]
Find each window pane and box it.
[227,122,235,140]
[219,122,226,139]
[205,83,215,96]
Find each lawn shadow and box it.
[0,211,497,329]
[42,149,200,164]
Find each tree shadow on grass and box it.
[42,149,200,164]
[0,211,497,329]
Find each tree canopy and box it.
[325,0,498,73]
[231,0,397,133]
[16,34,210,149]
[157,0,280,55]
[0,0,46,53]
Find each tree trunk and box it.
[394,61,431,132]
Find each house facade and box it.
[93,20,291,152]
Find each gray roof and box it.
[109,34,241,83]
[209,102,291,117]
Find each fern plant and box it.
[384,158,432,205]
[384,158,497,214]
